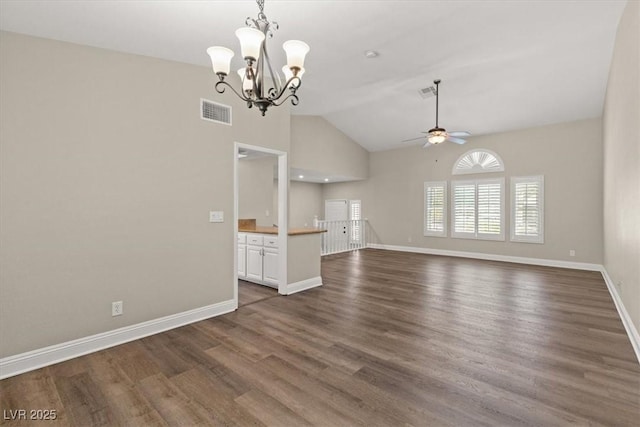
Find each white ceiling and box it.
[0,0,627,152]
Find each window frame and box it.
[451,177,505,241]
[452,149,505,175]
[349,199,362,244]
[510,175,545,244]
[424,181,448,237]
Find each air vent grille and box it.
[201,99,232,125]
[418,85,437,99]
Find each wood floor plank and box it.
[138,374,215,426]
[54,372,116,426]
[1,249,639,426]
[101,387,167,427]
[238,280,278,307]
[205,344,365,426]
[169,366,263,426]
[106,341,163,383]
[234,389,313,427]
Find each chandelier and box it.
[206,0,310,116]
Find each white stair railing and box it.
[317,219,369,256]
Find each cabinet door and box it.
[238,244,247,278]
[262,247,279,287]
[246,245,263,283]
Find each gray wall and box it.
[238,156,277,226]
[603,1,640,334]
[291,116,369,180]
[326,119,604,264]
[272,180,323,228]
[0,32,291,357]
[287,233,322,285]
[289,181,323,227]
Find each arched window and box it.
[449,149,505,240]
[452,149,504,175]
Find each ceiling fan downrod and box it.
[434,79,441,128]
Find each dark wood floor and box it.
[238,280,278,308]
[1,249,639,426]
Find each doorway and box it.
[234,142,288,310]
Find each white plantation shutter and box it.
[349,200,362,243]
[350,200,361,221]
[452,181,476,237]
[511,176,544,243]
[452,178,504,240]
[424,182,447,237]
[477,181,503,238]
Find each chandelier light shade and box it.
[235,27,265,61]
[206,0,310,116]
[206,46,234,77]
[282,40,310,69]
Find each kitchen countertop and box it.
[238,226,326,236]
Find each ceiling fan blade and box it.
[401,136,426,143]
[422,141,432,149]
[448,131,471,137]
[447,136,467,144]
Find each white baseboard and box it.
[0,299,236,380]
[283,276,323,295]
[367,243,602,271]
[600,269,640,364]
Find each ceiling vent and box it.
[201,99,232,125]
[418,85,437,99]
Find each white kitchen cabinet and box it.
[262,247,279,287]
[237,233,247,278]
[238,245,247,278]
[238,233,279,288]
[246,245,264,282]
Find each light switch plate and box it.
[209,211,224,223]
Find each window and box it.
[452,149,504,175]
[452,178,505,240]
[424,181,447,237]
[511,176,544,243]
[349,200,362,243]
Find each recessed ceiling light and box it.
[364,50,379,58]
[298,175,304,179]
[324,178,330,182]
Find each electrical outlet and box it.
[569,249,575,257]
[617,281,623,289]
[408,236,413,243]
[112,301,123,317]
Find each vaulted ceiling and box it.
[0,0,627,151]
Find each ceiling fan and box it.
[403,79,470,148]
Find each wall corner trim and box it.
[367,243,639,365]
[0,299,236,380]
[600,268,640,364]
[283,276,323,295]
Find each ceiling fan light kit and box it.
[427,128,447,145]
[206,0,309,116]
